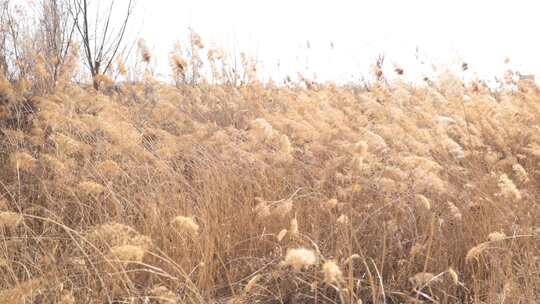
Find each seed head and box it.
[409,272,438,289]
[284,248,317,271]
[447,202,462,221]
[40,154,66,174]
[466,242,488,263]
[272,199,293,217]
[337,214,350,226]
[277,229,288,242]
[290,217,299,236]
[416,194,431,210]
[448,267,459,285]
[512,164,529,184]
[0,211,23,229]
[244,274,261,293]
[138,39,152,63]
[97,160,122,177]
[488,231,506,242]
[254,201,271,219]
[322,198,338,211]
[322,260,343,285]
[11,152,37,172]
[498,174,521,201]
[171,216,199,236]
[251,118,275,139]
[109,244,146,263]
[0,199,8,210]
[78,181,106,196]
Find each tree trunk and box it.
[92,76,99,90]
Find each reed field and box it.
[0,2,540,303]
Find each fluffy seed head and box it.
[284,248,317,271]
[337,214,350,226]
[445,138,465,159]
[138,39,152,63]
[409,243,425,257]
[171,55,187,74]
[251,118,275,139]
[88,222,151,250]
[488,231,506,242]
[322,198,338,211]
[416,194,431,210]
[272,199,293,217]
[498,174,521,201]
[447,202,462,221]
[171,216,199,236]
[279,134,293,156]
[40,154,66,174]
[409,272,438,288]
[322,260,343,285]
[344,254,361,264]
[512,164,529,184]
[0,211,23,229]
[254,200,271,219]
[97,160,122,177]
[116,58,127,76]
[466,242,488,263]
[448,267,459,285]
[109,244,146,263]
[277,229,288,242]
[0,199,8,210]
[11,152,37,172]
[78,181,105,196]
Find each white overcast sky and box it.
[133,0,540,82]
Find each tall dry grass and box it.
[1,63,540,303]
[0,3,538,302]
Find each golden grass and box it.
[0,71,539,303]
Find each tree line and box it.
[0,0,135,92]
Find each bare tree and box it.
[70,0,134,90]
[0,0,75,92]
[38,0,76,91]
[0,0,32,81]
[0,1,11,79]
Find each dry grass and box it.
[1,54,540,303]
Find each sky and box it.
[133,0,540,83]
